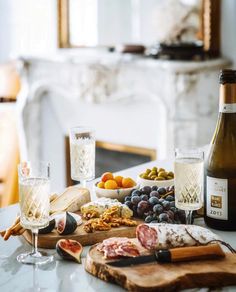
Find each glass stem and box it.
[81,180,86,188]
[185,210,193,225]
[32,229,39,255]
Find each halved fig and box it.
[56,239,83,263]
[57,212,77,235]
[38,219,56,234]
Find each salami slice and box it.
[136,223,220,250]
[97,237,140,259]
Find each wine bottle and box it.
[205,69,236,230]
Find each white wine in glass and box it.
[17,161,53,265]
[69,126,95,187]
[174,149,204,224]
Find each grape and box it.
[159,198,165,204]
[162,201,170,210]
[158,187,166,195]
[145,215,153,223]
[131,196,141,205]
[153,204,164,214]
[150,191,160,198]
[140,186,151,195]
[169,201,175,208]
[165,195,174,202]
[151,185,158,191]
[141,194,149,201]
[176,209,186,224]
[124,201,133,209]
[170,206,177,213]
[132,205,138,216]
[137,200,149,211]
[124,196,131,201]
[149,197,159,206]
[165,210,174,220]
[144,210,154,217]
[159,213,169,222]
[131,190,141,197]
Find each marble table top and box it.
[0,160,235,292]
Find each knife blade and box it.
[108,244,225,267]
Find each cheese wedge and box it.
[50,186,91,214]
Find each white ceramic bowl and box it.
[94,182,138,202]
[137,175,174,188]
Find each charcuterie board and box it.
[85,243,236,291]
[23,216,143,249]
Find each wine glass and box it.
[174,148,204,224]
[17,161,54,265]
[69,126,95,187]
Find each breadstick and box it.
[11,222,22,234]
[3,228,12,241]
[0,230,6,237]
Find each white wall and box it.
[221,0,236,67]
[0,0,235,64]
[0,0,57,62]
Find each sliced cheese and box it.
[50,186,90,214]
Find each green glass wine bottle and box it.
[205,69,236,230]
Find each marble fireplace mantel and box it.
[15,52,231,189]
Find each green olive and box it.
[150,175,157,180]
[158,171,168,178]
[167,175,173,180]
[149,171,157,177]
[167,171,174,177]
[152,167,158,172]
[158,168,165,172]
[145,168,151,174]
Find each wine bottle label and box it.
[206,176,228,220]
[219,103,236,113]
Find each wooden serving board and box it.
[85,244,236,291]
[23,217,143,249]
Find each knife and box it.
[108,244,225,267]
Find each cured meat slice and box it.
[136,223,220,250]
[97,237,140,259]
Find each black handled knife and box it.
[108,244,225,267]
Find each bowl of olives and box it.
[137,167,174,188]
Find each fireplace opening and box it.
[65,137,156,186]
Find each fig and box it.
[56,239,83,263]
[38,219,56,234]
[57,212,77,235]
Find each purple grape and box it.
[124,200,133,208]
[165,195,175,202]
[137,200,149,211]
[159,198,165,204]
[141,194,149,201]
[165,210,174,220]
[149,197,159,206]
[170,201,175,208]
[124,196,131,201]
[151,185,158,191]
[145,215,153,223]
[140,186,152,195]
[131,196,141,205]
[162,201,170,210]
[158,187,167,195]
[153,204,163,214]
[131,190,141,197]
[159,213,169,222]
[150,191,160,198]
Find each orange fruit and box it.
[114,175,123,187]
[97,181,105,188]
[104,179,118,189]
[122,177,136,188]
[101,172,114,182]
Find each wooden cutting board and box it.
[23,217,143,249]
[85,243,236,291]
